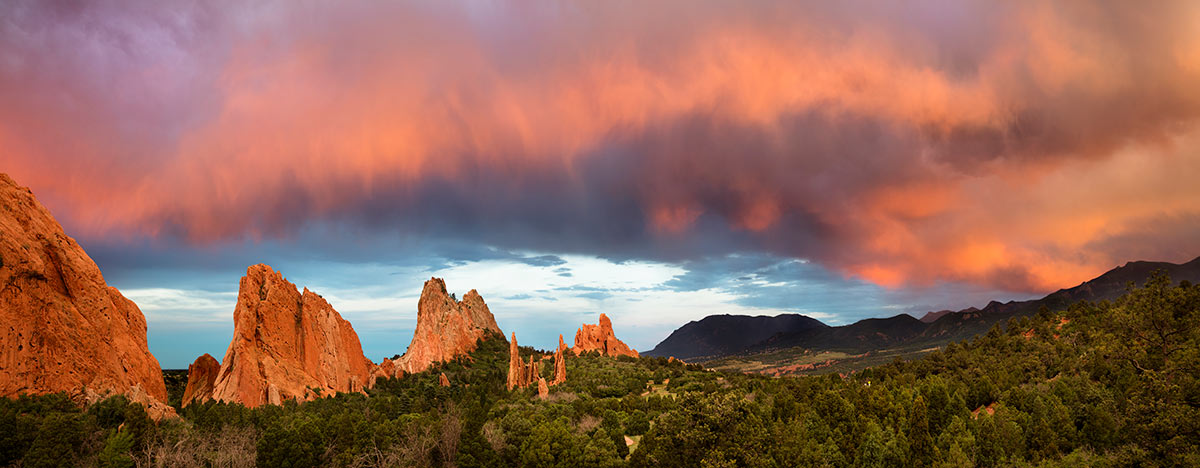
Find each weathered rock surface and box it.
[372,358,404,386]
[572,313,639,358]
[0,173,171,416]
[537,377,549,400]
[439,373,450,387]
[506,333,525,390]
[209,264,376,407]
[395,278,501,374]
[507,332,553,390]
[527,356,540,385]
[181,353,220,407]
[551,335,567,386]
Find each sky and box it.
[3,1,1200,368]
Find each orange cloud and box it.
[3,1,1200,294]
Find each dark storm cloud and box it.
[3,0,1200,293]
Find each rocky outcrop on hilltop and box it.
[551,335,567,386]
[395,278,501,374]
[208,264,376,407]
[0,173,172,417]
[181,354,220,407]
[572,313,639,358]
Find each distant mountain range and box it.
[645,256,1200,363]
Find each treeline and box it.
[1,274,1196,466]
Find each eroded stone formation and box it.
[551,335,567,386]
[537,377,549,400]
[507,332,554,391]
[506,333,526,390]
[181,354,220,407]
[439,372,450,387]
[197,264,376,408]
[394,278,502,374]
[527,356,540,384]
[572,313,639,358]
[0,173,173,418]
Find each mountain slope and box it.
[643,314,828,361]
[656,256,1200,371]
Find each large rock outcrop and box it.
[181,354,220,407]
[572,313,639,358]
[0,173,171,417]
[394,278,501,374]
[208,264,376,407]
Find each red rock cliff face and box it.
[395,278,501,374]
[209,264,376,407]
[181,353,220,407]
[0,173,170,415]
[572,313,639,358]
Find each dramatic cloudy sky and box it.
[4,1,1200,368]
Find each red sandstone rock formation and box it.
[209,264,376,407]
[181,354,220,407]
[0,173,172,417]
[537,377,549,400]
[527,356,540,384]
[395,278,501,374]
[572,313,639,358]
[551,335,567,386]
[372,358,405,386]
[507,332,554,390]
[506,333,525,390]
[439,372,450,387]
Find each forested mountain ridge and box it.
[643,314,828,361]
[651,256,1200,371]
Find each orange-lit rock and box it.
[537,377,549,400]
[372,358,404,386]
[527,355,540,384]
[395,278,502,374]
[181,354,220,407]
[0,173,171,417]
[572,313,639,358]
[439,372,450,387]
[506,333,525,390]
[208,264,376,407]
[551,335,567,386]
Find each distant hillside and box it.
[656,256,1200,372]
[749,314,926,354]
[919,309,953,323]
[642,314,827,361]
